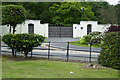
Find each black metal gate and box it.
[48,24,73,37]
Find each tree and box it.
[97,5,118,25]
[2,5,26,34]
[3,2,117,25]
[115,4,120,26]
[23,2,40,19]
[49,2,97,25]
[85,2,109,24]
[39,2,54,23]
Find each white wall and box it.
[73,21,111,38]
[0,25,9,37]
[73,24,81,38]
[0,20,111,38]
[97,24,111,32]
[0,20,48,37]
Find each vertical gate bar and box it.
[67,41,69,61]
[48,41,50,60]
[48,24,73,38]
[0,35,2,57]
[31,51,32,58]
[90,41,92,63]
[60,24,61,37]
[15,51,16,57]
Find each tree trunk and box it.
[13,25,16,34]
[9,26,11,34]
[23,50,29,59]
[12,48,14,57]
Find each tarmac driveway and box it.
[45,38,101,53]
[45,38,80,42]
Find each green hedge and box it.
[98,32,120,69]
[2,33,45,58]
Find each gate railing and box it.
[1,41,100,62]
[48,24,72,27]
[48,24,73,37]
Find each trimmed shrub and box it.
[2,34,15,56]
[2,33,45,58]
[89,31,101,36]
[80,35,92,44]
[98,32,120,69]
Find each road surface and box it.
[1,43,99,62]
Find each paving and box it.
[45,38,101,53]
[45,38,80,42]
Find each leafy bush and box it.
[98,32,120,69]
[89,31,101,36]
[2,33,45,58]
[80,35,92,44]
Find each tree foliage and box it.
[115,4,120,26]
[85,2,109,24]
[97,5,118,25]
[39,2,54,23]
[2,5,26,33]
[49,2,97,25]
[2,2,118,25]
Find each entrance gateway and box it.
[1,20,111,38]
[48,24,73,38]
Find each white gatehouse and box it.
[73,21,111,38]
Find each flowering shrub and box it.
[80,31,102,44]
[106,26,120,32]
[89,31,101,36]
[91,33,105,44]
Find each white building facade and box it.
[0,20,111,38]
[73,21,111,38]
[1,20,48,37]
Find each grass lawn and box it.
[70,41,100,48]
[2,55,118,78]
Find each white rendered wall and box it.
[0,25,9,37]
[1,20,111,38]
[73,21,111,38]
[97,24,111,32]
[0,20,48,38]
[73,24,81,38]
[0,26,1,36]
